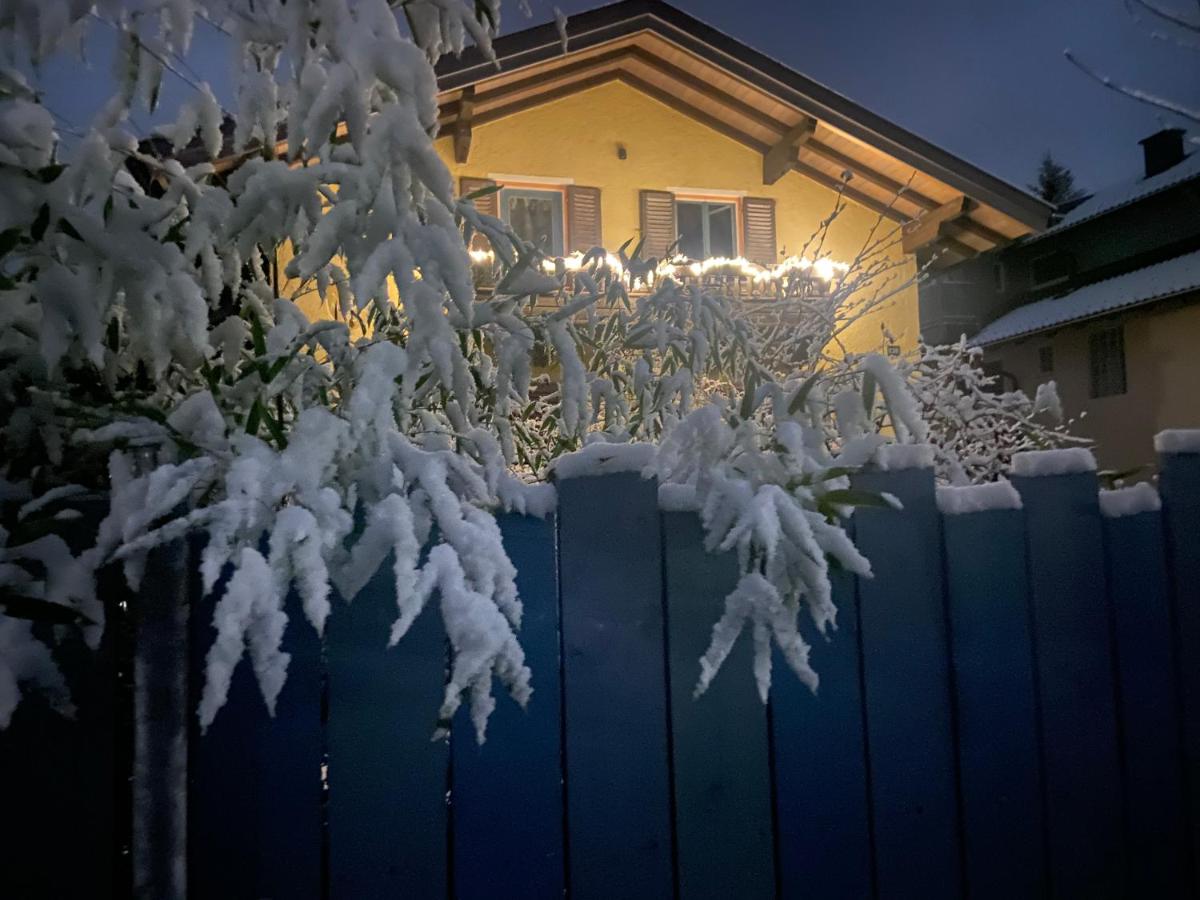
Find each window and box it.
[993,262,1007,294]
[501,188,564,255]
[1030,251,1075,289]
[676,200,736,259]
[1038,345,1054,374]
[1089,326,1126,398]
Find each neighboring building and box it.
[422,0,1049,355]
[920,128,1200,472]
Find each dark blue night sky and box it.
[38,0,1200,197]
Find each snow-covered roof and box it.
[972,248,1200,345]
[1027,152,1200,243]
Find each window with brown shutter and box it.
[566,185,602,252]
[741,197,777,265]
[639,189,677,259]
[460,176,497,254]
[459,176,498,217]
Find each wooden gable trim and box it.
[789,159,911,225]
[440,49,937,231]
[763,118,816,186]
[435,33,1026,245]
[434,1,1052,232]
[453,86,475,164]
[901,196,975,254]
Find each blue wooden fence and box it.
[3,446,1200,898]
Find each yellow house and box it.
[427,0,1052,354]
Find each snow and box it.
[658,483,699,512]
[936,480,1023,515]
[497,478,557,518]
[1033,381,1063,422]
[1031,151,1200,241]
[554,8,570,54]
[861,353,928,443]
[1155,429,1200,454]
[1011,448,1097,477]
[973,249,1200,346]
[1099,483,1161,518]
[550,442,657,480]
[17,484,87,521]
[0,617,74,730]
[198,546,289,731]
[873,443,936,471]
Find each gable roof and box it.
[972,247,1200,345]
[1025,151,1200,244]
[435,0,1051,256]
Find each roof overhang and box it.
[435,0,1053,261]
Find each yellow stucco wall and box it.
[438,79,920,355]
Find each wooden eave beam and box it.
[453,86,474,164]
[790,159,911,225]
[474,70,627,128]
[763,117,817,185]
[438,46,635,126]
[901,196,975,254]
[613,71,770,154]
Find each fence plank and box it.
[134,540,189,899]
[452,512,564,899]
[1013,471,1125,898]
[0,605,121,899]
[188,555,323,900]
[0,504,124,899]
[661,510,775,900]
[853,466,963,900]
[325,557,448,898]
[1103,507,1190,896]
[942,506,1048,900]
[1160,449,1200,884]
[557,471,673,899]
[771,532,874,900]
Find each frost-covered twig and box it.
[1064,48,1200,125]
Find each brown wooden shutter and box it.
[639,189,677,259]
[567,185,602,252]
[460,176,498,254]
[460,176,498,217]
[742,197,777,265]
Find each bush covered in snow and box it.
[0,0,1080,738]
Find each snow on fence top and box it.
[1155,429,1200,454]
[873,443,936,471]
[1098,483,1162,519]
[549,442,658,481]
[498,480,558,519]
[935,480,1023,515]
[1011,448,1097,477]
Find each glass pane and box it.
[677,201,704,259]
[504,191,562,255]
[707,204,735,258]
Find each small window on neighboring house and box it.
[1038,345,1054,373]
[676,200,737,259]
[993,262,1006,293]
[501,188,564,255]
[1089,326,1127,398]
[1030,251,1075,289]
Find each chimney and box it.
[1139,128,1186,179]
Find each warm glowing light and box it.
[812,258,838,281]
[468,248,849,290]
